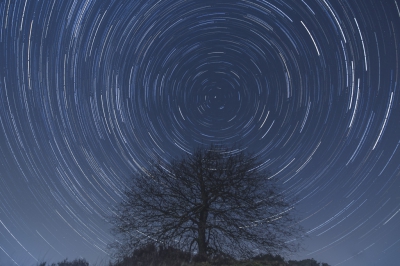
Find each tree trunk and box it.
[197,167,208,260]
[198,210,207,260]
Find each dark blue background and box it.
[0,0,399,265]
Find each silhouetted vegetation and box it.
[107,243,330,266]
[34,249,330,266]
[37,258,89,266]
[109,243,191,266]
[32,145,332,266]
[287,258,330,266]
[109,144,303,261]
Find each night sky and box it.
[0,0,399,265]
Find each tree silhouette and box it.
[110,144,302,261]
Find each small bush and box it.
[112,243,192,266]
[37,259,89,266]
[57,259,89,266]
[252,254,285,262]
[287,258,326,266]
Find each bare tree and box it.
[110,144,302,261]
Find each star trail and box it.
[0,0,399,265]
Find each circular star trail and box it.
[0,0,399,265]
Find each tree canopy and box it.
[110,144,303,261]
